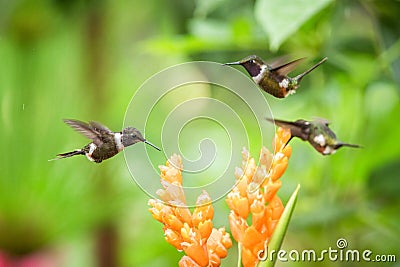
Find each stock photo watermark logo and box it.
[123,61,275,207]
[258,238,397,263]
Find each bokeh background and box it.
[1,0,399,266]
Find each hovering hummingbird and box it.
[266,118,361,155]
[51,119,160,163]
[225,55,327,98]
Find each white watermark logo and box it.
[258,238,397,263]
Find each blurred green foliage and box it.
[0,0,399,266]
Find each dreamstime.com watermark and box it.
[258,238,397,263]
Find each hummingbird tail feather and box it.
[294,57,328,83]
[54,149,85,160]
[270,57,305,76]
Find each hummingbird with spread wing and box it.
[266,118,361,155]
[51,119,160,163]
[225,55,327,98]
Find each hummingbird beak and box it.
[144,140,161,151]
[223,61,241,66]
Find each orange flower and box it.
[226,127,292,267]
[148,154,232,267]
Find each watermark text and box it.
[258,238,397,263]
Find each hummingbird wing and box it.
[312,118,336,141]
[88,121,116,144]
[312,117,330,126]
[266,118,310,141]
[269,58,306,76]
[63,119,104,146]
[89,121,113,134]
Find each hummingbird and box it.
[224,55,327,98]
[51,119,161,163]
[266,118,361,155]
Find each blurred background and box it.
[0,0,399,266]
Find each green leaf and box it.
[257,184,301,267]
[254,0,332,50]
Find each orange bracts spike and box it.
[165,228,183,251]
[208,253,221,267]
[242,226,264,249]
[270,157,289,182]
[179,255,201,267]
[250,198,265,230]
[149,154,232,267]
[237,174,250,197]
[226,192,250,219]
[174,207,193,227]
[274,127,291,151]
[265,196,284,237]
[164,214,184,232]
[156,181,187,205]
[242,247,258,267]
[228,211,248,243]
[159,153,183,184]
[263,180,282,202]
[282,145,292,158]
[197,220,213,240]
[183,243,208,266]
[269,196,284,221]
[207,228,232,258]
[192,196,214,226]
[259,146,273,168]
[148,199,171,222]
[226,127,292,267]
[220,228,233,249]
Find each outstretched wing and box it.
[270,58,306,76]
[89,121,113,134]
[89,121,115,144]
[63,119,103,146]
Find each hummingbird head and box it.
[122,127,145,146]
[225,55,266,78]
[121,127,161,151]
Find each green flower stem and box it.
[258,184,301,267]
[237,242,242,267]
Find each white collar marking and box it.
[114,132,124,152]
[86,143,97,162]
[252,65,267,84]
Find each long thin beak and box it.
[144,140,161,151]
[223,61,241,66]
